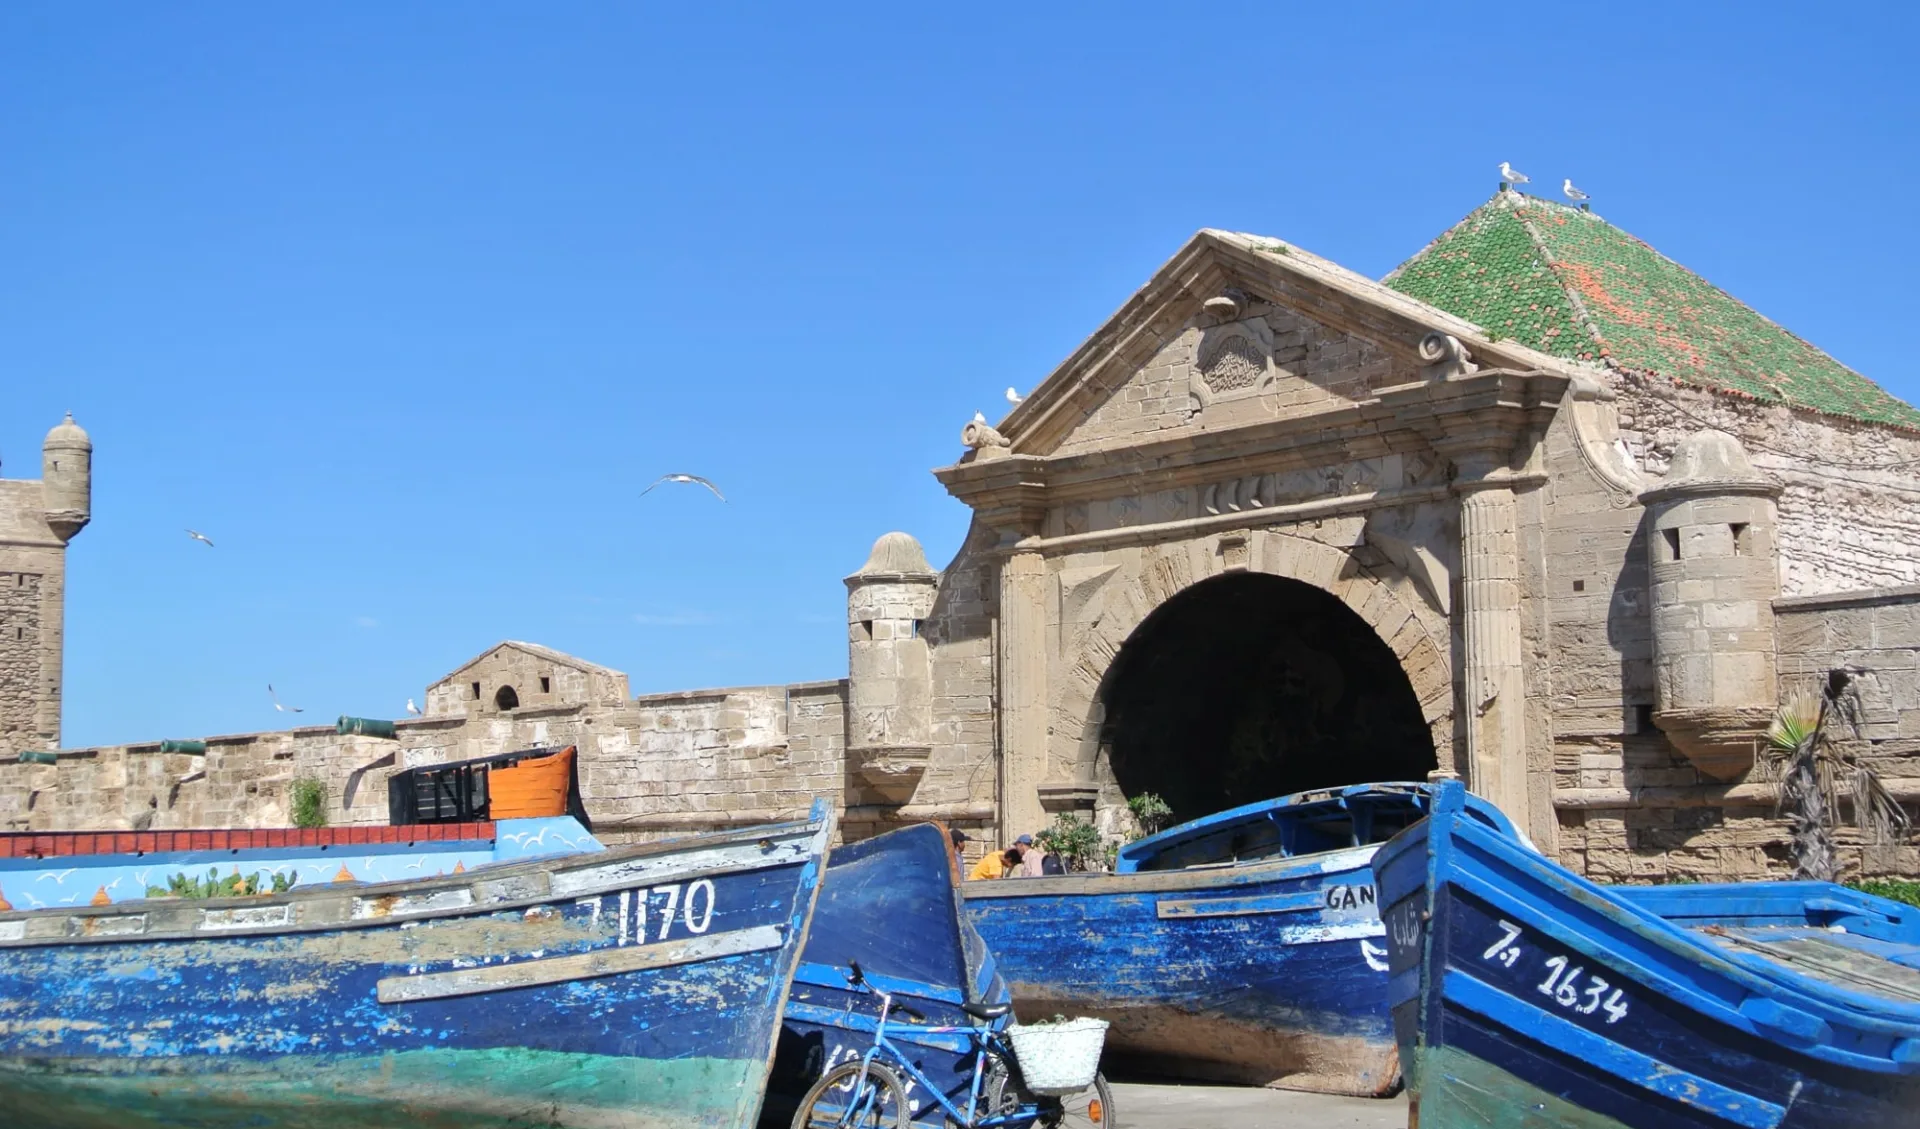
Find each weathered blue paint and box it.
[767,823,1014,1129]
[1373,782,1920,1129]
[964,782,1521,1096]
[0,817,602,910]
[0,803,835,1129]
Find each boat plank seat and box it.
[1701,925,1920,1004]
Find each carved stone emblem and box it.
[1199,332,1268,394]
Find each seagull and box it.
[972,411,987,424]
[1563,178,1590,203]
[640,473,726,503]
[1005,387,1024,406]
[267,684,303,713]
[186,529,214,547]
[1499,161,1529,187]
[406,698,422,716]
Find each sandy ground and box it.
[1109,1080,1408,1129]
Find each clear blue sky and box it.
[4,4,1915,749]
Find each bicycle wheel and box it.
[987,1067,1115,1129]
[791,1060,913,1129]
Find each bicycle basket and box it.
[1005,1017,1108,1096]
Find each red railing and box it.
[0,823,498,859]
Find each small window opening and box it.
[1633,703,1655,732]
[1730,523,1750,556]
[854,620,873,642]
[910,620,922,638]
[471,681,482,700]
[1662,528,1681,562]
[540,676,551,694]
[494,685,520,711]
[1572,579,1586,592]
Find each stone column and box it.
[998,550,1050,846]
[1455,468,1531,824]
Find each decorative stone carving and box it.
[853,744,934,805]
[1417,332,1478,382]
[1202,288,1246,322]
[1190,316,1276,409]
[1198,332,1267,394]
[960,417,1012,460]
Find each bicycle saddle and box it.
[962,1001,1011,1020]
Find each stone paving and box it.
[1109,1080,1406,1129]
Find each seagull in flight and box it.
[1499,161,1529,187]
[268,684,303,713]
[186,529,214,547]
[1005,387,1024,406]
[406,698,422,716]
[1563,178,1590,203]
[640,473,727,503]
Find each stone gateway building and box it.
[7,191,1920,884]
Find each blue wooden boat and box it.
[767,822,1016,1128]
[963,782,1520,1096]
[1373,781,1920,1128]
[0,801,836,1129]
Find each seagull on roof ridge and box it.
[1499,161,1529,187]
[973,411,987,424]
[267,684,303,713]
[406,698,422,716]
[641,473,727,502]
[1005,387,1023,406]
[1563,178,1590,203]
[186,529,214,547]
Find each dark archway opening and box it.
[494,685,520,711]
[1100,572,1436,826]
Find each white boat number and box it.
[1482,919,1628,1024]
[602,880,718,946]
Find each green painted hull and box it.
[0,1048,763,1129]
[1409,1045,1632,1129]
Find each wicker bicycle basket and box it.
[1005,1017,1109,1096]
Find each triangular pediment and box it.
[993,230,1577,459]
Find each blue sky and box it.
[4,4,1915,748]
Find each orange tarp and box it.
[488,746,574,819]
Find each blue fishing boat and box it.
[1373,781,1920,1128]
[0,801,836,1129]
[964,782,1520,1096]
[768,822,1019,1128]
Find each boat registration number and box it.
[1483,919,1630,1024]
[587,881,720,946]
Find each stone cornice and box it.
[937,367,1572,534]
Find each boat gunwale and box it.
[963,842,1381,899]
[0,813,830,948]
[1436,811,1920,1066]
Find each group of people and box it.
[951,827,1065,879]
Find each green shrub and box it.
[1034,812,1104,873]
[1847,877,1920,908]
[289,777,328,829]
[1126,793,1173,840]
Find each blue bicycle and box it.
[790,962,1115,1129]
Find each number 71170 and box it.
[1482,920,1629,1024]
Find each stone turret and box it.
[41,413,92,543]
[1640,430,1781,780]
[844,532,938,803]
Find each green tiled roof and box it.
[1384,192,1920,431]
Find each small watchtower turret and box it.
[42,413,92,543]
[1640,429,1781,780]
[844,532,938,805]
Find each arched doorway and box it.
[1099,572,1436,826]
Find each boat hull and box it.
[1374,784,1920,1129]
[0,807,834,1129]
[965,845,1399,1095]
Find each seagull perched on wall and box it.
[1005,387,1024,406]
[640,473,727,502]
[267,684,303,713]
[185,529,214,547]
[1499,161,1529,188]
[1563,178,1590,203]
[406,698,422,716]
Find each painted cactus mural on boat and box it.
[1372,781,1920,1128]
[0,801,835,1129]
[963,782,1521,1096]
[0,816,602,911]
[769,822,1015,1127]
